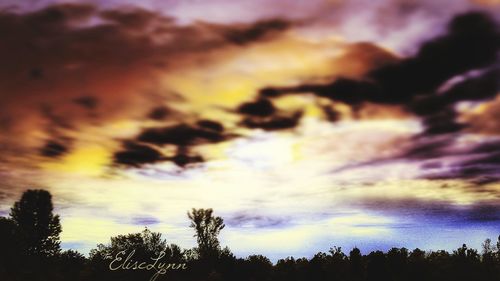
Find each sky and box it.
[0,0,499,261]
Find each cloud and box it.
[238,98,277,117]
[227,213,290,229]
[196,120,224,133]
[348,135,500,185]
[112,120,232,168]
[235,97,304,131]
[131,216,161,226]
[244,12,500,182]
[241,111,303,131]
[40,140,70,158]
[99,6,161,29]
[366,12,498,100]
[113,142,165,167]
[402,137,455,160]
[169,149,204,167]
[259,12,499,108]
[72,96,99,110]
[0,3,292,166]
[421,141,500,184]
[137,123,228,146]
[147,106,171,121]
[463,95,500,135]
[355,197,500,224]
[216,19,291,45]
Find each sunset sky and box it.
[0,0,499,261]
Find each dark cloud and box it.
[321,105,341,122]
[99,7,161,30]
[137,123,227,146]
[0,3,292,165]
[355,197,500,223]
[249,12,500,183]
[235,96,303,130]
[417,139,500,184]
[131,216,160,226]
[257,12,499,110]
[410,68,499,117]
[114,120,231,168]
[403,68,498,139]
[237,98,276,117]
[403,137,455,160]
[241,111,303,131]
[367,12,499,102]
[113,142,165,167]
[40,140,69,158]
[420,109,466,136]
[113,140,208,168]
[438,68,499,103]
[147,106,170,121]
[221,19,290,45]
[425,167,500,185]
[465,205,500,222]
[471,140,500,154]
[227,213,290,228]
[169,148,204,167]
[197,120,224,133]
[259,78,380,105]
[73,96,98,110]
[458,152,500,168]
[9,3,96,32]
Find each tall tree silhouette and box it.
[187,208,225,259]
[10,189,62,257]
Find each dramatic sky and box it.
[0,0,499,260]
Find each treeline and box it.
[1,189,499,281]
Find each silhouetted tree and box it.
[408,248,428,281]
[349,247,364,281]
[10,189,62,257]
[308,252,329,281]
[427,250,451,281]
[275,257,298,281]
[89,228,184,281]
[366,250,388,281]
[56,250,87,280]
[2,193,500,281]
[325,246,349,280]
[239,255,273,281]
[387,247,408,281]
[452,244,481,281]
[0,217,24,279]
[187,208,225,260]
[90,228,168,260]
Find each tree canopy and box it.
[10,189,62,257]
[187,208,225,259]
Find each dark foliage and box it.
[1,190,499,281]
[10,189,62,257]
